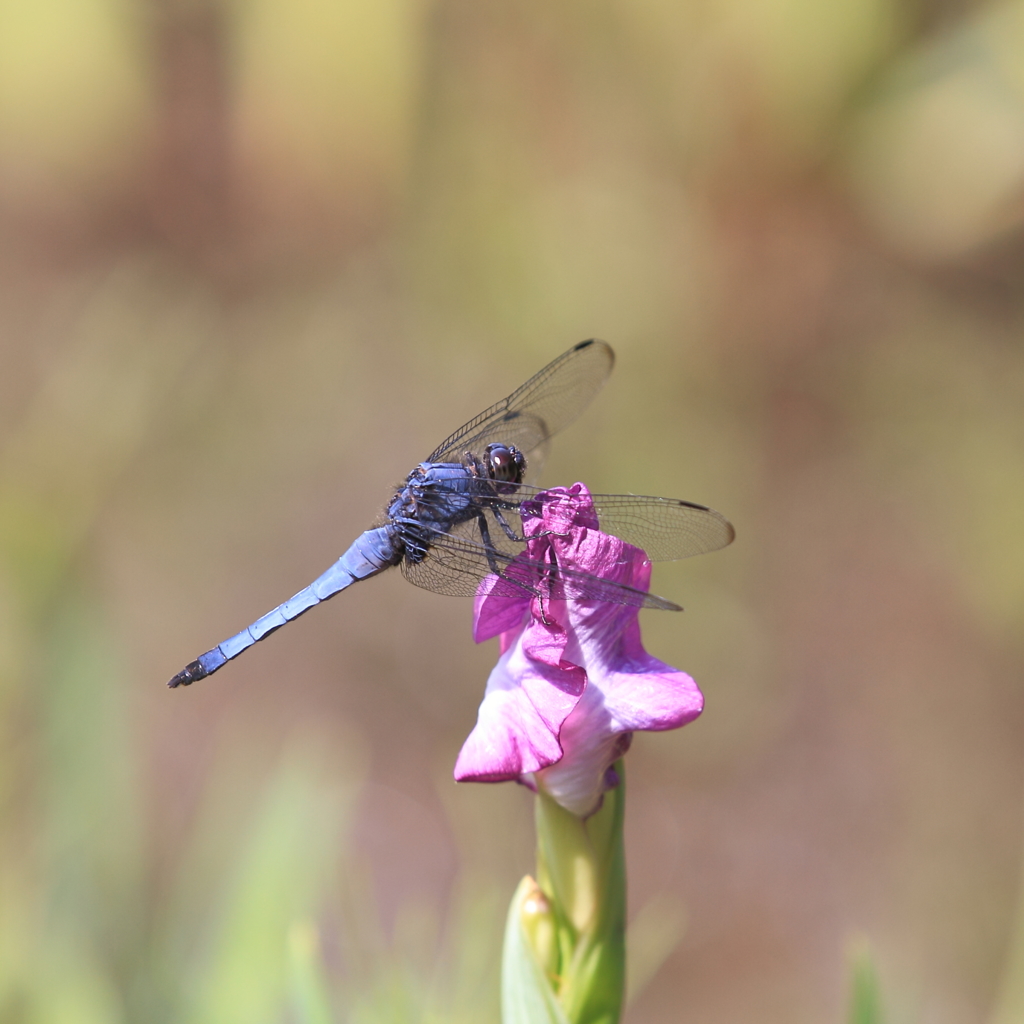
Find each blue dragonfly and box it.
[168,340,734,687]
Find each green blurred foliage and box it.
[1,0,1024,1022]
[847,938,886,1024]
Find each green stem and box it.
[534,764,627,1024]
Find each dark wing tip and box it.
[573,337,614,367]
[676,499,736,548]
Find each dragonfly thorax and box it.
[387,462,483,564]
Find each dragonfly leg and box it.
[496,516,569,548]
[474,510,535,598]
[488,496,569,544]
[491,505,526,543]
[473,510,505,576]
[490,497,568,544]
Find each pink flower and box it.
[454,484,703,817]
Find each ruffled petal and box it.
[532,686,634,816]
[454,638,586,781]
[596,620,703,732]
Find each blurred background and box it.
[1,0,1024,1021]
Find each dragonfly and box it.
[168,340,734,688]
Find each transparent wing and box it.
[399,515,680,611]
[426,341,615,474]
[475,486,736,562]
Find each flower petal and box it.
[532,686,634,816]
[454,639,586,781]
[597,621,703,732]
[473,572,531,644]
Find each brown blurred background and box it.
[2,0,1024,1021]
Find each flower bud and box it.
[519,876,559,979]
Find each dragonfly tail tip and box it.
[167,659,208,689]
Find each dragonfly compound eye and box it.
[484,443,525,483]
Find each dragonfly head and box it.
[483,443,526,485]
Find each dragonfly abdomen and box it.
[167,526,400,687]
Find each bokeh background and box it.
[2,0,1024,1021]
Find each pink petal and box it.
[596,621,703,732]
[532,657,702,816]
[473,573,530,644]
[454,640,586,781]
[532,686,633,816]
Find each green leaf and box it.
[180,748,353,1024]
[846,937,884,1024]
[502,876,571,1024]
[288,921,336,1024]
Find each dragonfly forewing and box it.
[427,339,614,466]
